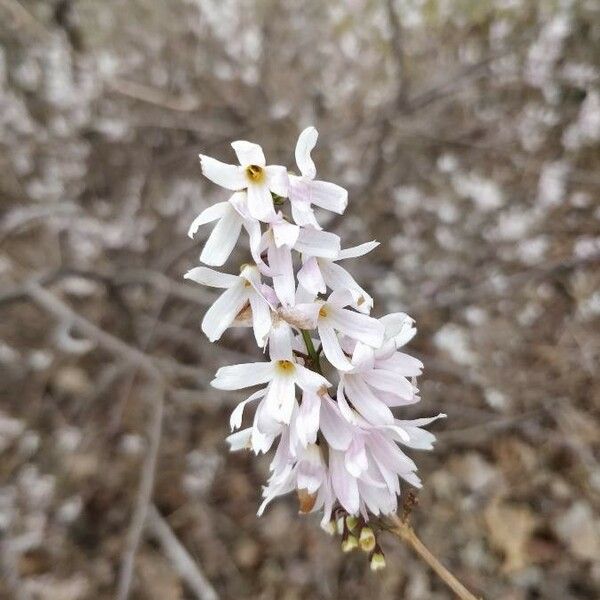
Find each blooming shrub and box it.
[185,127,445,568]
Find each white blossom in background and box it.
[185,127,444,569]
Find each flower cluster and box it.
[185,127,444,568]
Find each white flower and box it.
[188,191,261,267]
[211,356,330,427]
[199,141,288,222]
[257,215,340,307]
[184,264,272,346]
[283,289,384,371]
[289,127,348,228]
[297,240,379,313]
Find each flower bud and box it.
[297,488,317,513]
[359,526,376,552]
[369,546,386,571]
[345,515,359,532]
[341,533,358,553]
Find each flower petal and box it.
[200,205,243,266]
[264,372,296,424]
[230,389,265,431]
[318,322,353,371]
[309,180,348,214]
[247,182,276,221]
[248,290,272,347]
[294,126,318,179]
[211,361,274,390]
[265,165,290,197]
[295,228,340,259]
[320,396,353,450]
[343,374,394,425]
[268,320,295,361]
[202,283,249,342]
[226,428,252,451]
[297,257,326,296]
[319,261,373,313]
[184,266,239,289]
[295,363,330,390]
[199,155,246,190]
[330,449,359,514]
[231,140,266,166]
[328,307,384,348]
[337,240,380,260]
[363,368,415,399]
[188,202,230,238]
[268,243,295,307]
[272,219,300,248]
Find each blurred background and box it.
[1,0,599,598]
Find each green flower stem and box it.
[300,329,322,374]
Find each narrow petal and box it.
[201,283,249,342]
[290,195,322,229]
[379,313,417,347]
[200,205,243,266]
[363,369,415,399]
[318,322,353,371]
[295,389,320,447]
[295,228,340,259]
[345,437,368,478]
[330,450,359,514]
[248,290,272,347]
[247,182,276,221]
[268,243,295,307]
[309,180,348,214]
[231,140,266,166]
[265,165,289,197]
[264,373,296,424]
[211,361,274,390]
[226,428,252,451]
[320,261,373,313]
[187,202,230,238]
[328,307,384,348]
[344,374,394,425]
[199,155,246,190]
[320,396,353,450]
[295,126,318,179]
[230,389,265,431]
[297,257,326,295]
[184,266,238,289]
[337,240,380,260]
[295,363,330,391]
[375,352,423,377]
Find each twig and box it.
[388,515,480,600]
[116,384,166,600]
[146,505,219,600]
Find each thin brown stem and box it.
[388,515,480,600]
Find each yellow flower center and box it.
[319,305,329,318]
[275,360,295,374]
[245,164,265,184]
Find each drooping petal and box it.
[247,182,276,221]
[199,155,246,190]
[295,228,340,259]
[330,450,359,514]
[343,374,394,426]
[229,389,265,431]
[379,313,417,348]
[337,240,380,260]
[297,257,326,295]
[187,202,230,239]
[295,364,330,391]
[363,369,415,399]
[295,389,320,447]
[184,266,239,289]
[226,428,252,451]
[211,361,274,390]
[231,140,266,166]
[248,290,272,347]
[201,283,248,342]
[375,352,423,377]
[200,205,243,266]
[320,396,353,450]
[345,436,368,478]
[268,243,295,307]
[264,371,296,424]
[309,180,348,214]
[318,322,354,371]
[328,306,384,348]
[320,261,373,313]
[290,191,322,229]
[295,126,318,179]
